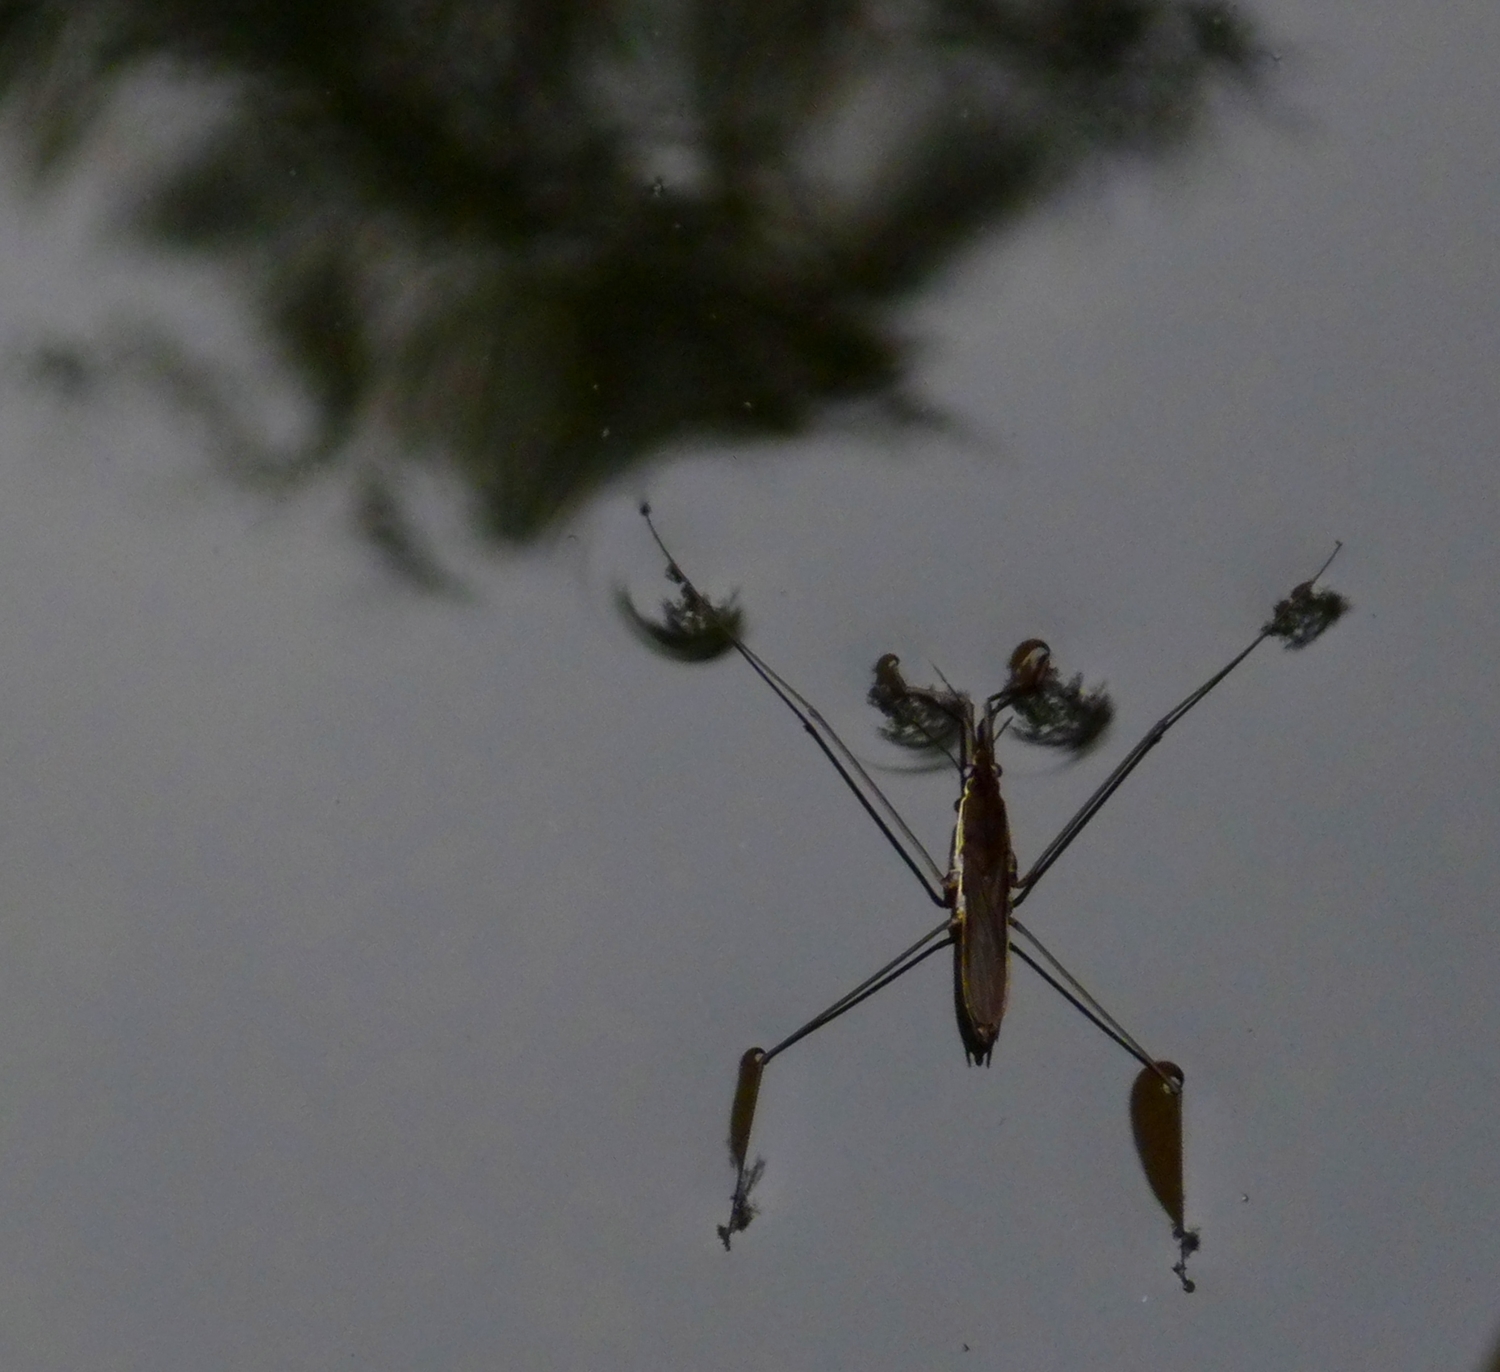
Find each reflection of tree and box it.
[1,0,1265,565]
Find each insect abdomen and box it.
[951,758,1013,1065]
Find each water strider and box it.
[627,507,1347,1288]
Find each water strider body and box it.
[949,704,1014,1066]
[870,643,1054,1066]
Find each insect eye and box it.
[869,653,907,707]
[1007,639,1052,691]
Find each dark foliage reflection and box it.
[1,0,1267,567]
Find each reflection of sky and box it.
[2,4,1498,1370]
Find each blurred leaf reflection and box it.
[1,0,1266,564]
